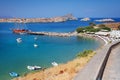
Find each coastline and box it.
[10,20,120,80]
[0,19,109,80]
[13,51,96,80]
[0,14,77,23]
[77,33,105,46]
[13,34,105,80]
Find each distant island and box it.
[0,14,77,23]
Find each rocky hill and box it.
[0,14,77,23]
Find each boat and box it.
[27,65,42,70]
[16,38,22,43]
[12,22,30,34]
[9,72,19,77]
[34,44,38,48]
[51,62,58,66]
[13,29,29,34]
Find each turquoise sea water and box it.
[0,18,119,80]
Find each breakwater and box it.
[27,31,77,37]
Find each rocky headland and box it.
[0,14,77,23]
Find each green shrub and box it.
[76,50,93,58]
[98,24,111,31]
[76,26,99,33]
[101,26,111,31]
[76,27,84,33]
[76,24,111,33]
[89,22,96,27]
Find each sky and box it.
[0,0,120,18]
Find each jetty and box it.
[27,31,77,37]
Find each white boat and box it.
[27,65,41,70]
[34,44,38,48]
[51,62,58,66]
[16,38,22,43]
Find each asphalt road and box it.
[102,44,120,80]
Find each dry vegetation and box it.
[14,51,96,80]
[104,22,120,30]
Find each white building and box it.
[110,30,120,38]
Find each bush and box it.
[98,24,111,31]
[76,50,93,58]
[98,24,106,28]
[76,27,84,33]
[101,26,111,31]
[76,24,111,33]
[76,26,99,33]
[89,22,96,27]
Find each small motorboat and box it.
[16,38,22,43]
[27,65,41,70]
[51,62,58,66]
[9,72,19,77]
[34,44,38,48]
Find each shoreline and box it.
[13,51,96,80]
[77,33,106,46]
[0,19,119,80]
[13,34,105,80]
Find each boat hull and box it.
[12,29,29,34]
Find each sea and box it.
[0,18,120,80]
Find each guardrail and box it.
[96,41,120,80]
[74,41,120,80]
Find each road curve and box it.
[74,41,120,80]
[102,44,120,80]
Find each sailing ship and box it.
[12,29,29,34]
[12,21,30,34]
